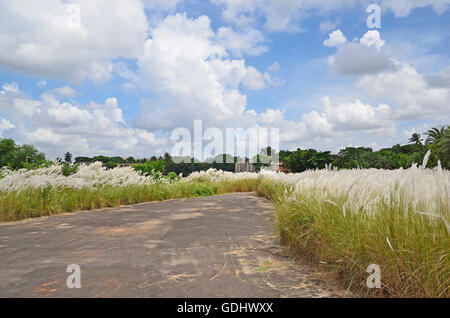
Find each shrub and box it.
[61,163,79,176]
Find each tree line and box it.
[1,125,449,175]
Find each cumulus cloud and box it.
[359,30,385,50]
[357,63,450,121]
[319,97,394,133]
[217,27,268,57]
[329,43,397,75]
[49,86,76,98]
[323,29,347,47]
[424,67,450,88]
[328,30,394,75]
[0,0,148,83]
[0,117,14,137]
[134,13,279,131]
[0,83,167,158]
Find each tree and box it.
[74,156,92,164]
[0,139,46,169]
[125,157,136,163]
[409,133,423,145]
[433,127,450,169]
[64,152,72,164]
[104,161,118,170]
[333,147,373,169]
[163,152,173,175]
[425,126,447,145]
[14,145,46,169]
[0,139,17,168]
[284,149,334,172]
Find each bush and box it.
[104,161,118,170]
[133,160,165,177]
[61,163,79,176]
[167,172,180,183]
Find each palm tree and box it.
[424,126,447,145]
[433,127,450,169]
[408,133,423,145]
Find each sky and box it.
[0,0,449,159]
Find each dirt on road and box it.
[0,193,350,298]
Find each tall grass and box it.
[256,165,449,298]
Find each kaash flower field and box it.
[0,159,448,297]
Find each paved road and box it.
[0,193,349,298]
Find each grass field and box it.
[0,163,448,297]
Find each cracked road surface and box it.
[0,193,349,298]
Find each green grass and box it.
[0,176,448,298]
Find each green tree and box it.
[433,127,450,169]
[409,133,423,145]
[0,139,46,169]
[104,161,118,170]
[163,152,173,175]
[0,138,17,168]
[333,147,373,169]
[425,126,447,145]
[74,156,92,164]
[14,145,46,169]
[64,152,72,163]
[284,149,334,172]
[133,160,165,176]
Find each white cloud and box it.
[323,29,347,47]
[0,117,15,137]
[0,85,168,158]
[424,67,450,88]
[259,109,286,125]
[50,86,76,98]
[357,63,450,121]
[320,97,394,133]
[217,27,267,57]
[134,13,278,131]
[0,0,148,83]
[243,66,270,90]
[359,30,385,51]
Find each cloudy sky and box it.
[0,0,449,159]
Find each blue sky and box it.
[0,0,449,159]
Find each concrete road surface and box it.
[0,193,349,298]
